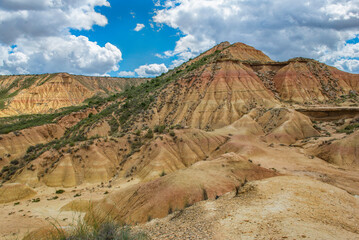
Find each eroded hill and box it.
[0,73,148,116]
[0,42,359,240]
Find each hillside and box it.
[0,73,148,117]
[0,42,359,240]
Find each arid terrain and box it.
[0,73,148,117]
[0,42,359,240]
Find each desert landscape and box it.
[0,41,358,239]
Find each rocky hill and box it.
[0,42,359,240]
[0,73,148,116]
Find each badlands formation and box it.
[0,42,358,239]
[0,73,147,117]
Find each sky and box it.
[0,0,358,77]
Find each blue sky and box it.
[70,1,180,76]
[0,0,358,76]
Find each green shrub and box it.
[55,189,65,194]
[10,159,19,165]
[48,218,147,240]
[337,123,359,134]
[154,125,166,134]
[159,170,166,177]
[145,128,153,138]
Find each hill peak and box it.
[220,42,273,62]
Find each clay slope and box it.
[0,73,147,116]
[150,43,359,130]
[216,107,319,144]
[0,108,96,168]
[256,108,320,144]
[313,130,359,167]
[252,59,359,103]
[10,128,228,187]
[13,137,129,187]
[155,59,279,130]
[138,176,359,240]
[121,129,229,181]
[87,153,278,224]
[220,42,274,63]
[5,108,319,187]
[0,183,36,204]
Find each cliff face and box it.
[0,73,148,116]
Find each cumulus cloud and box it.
[2,36,122,75]
[118,71,136,77]
[0,0,122,75]
[318,38,359,72]
[153,0,359,72]
[134,63,168,77]
[134,23,145,32]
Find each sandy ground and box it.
[0,183,113,240]
[138,176,359,240]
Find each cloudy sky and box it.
[0,0,358,77]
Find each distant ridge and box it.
[0,73,148,116]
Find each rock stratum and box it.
[0,73,148,116]
[0,42,359,240]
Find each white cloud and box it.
[170,59,186,69]
[134,23,145,32]
[153,0,359,72]
[334,58,359,72]
[118,71,136,77]
[318,39,359,72]
[153,0,162,7]
[0,0,122,75]
[1,36,122,75]
[134,63,168,77]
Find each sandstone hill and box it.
[0,42,359,240]
[0,73,148,116]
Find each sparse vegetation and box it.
[47,218,147,240]
[0,105,86,135]
[135,129,141,136]
[169,130,176,137]
[337,123,359,134]
[235,178,248,197]
[55,189,65,194]
[313,124,322,131]
[160,170,167,177]
[202,188,208,200]
[145,128,153,138]
[154,125,166,134]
